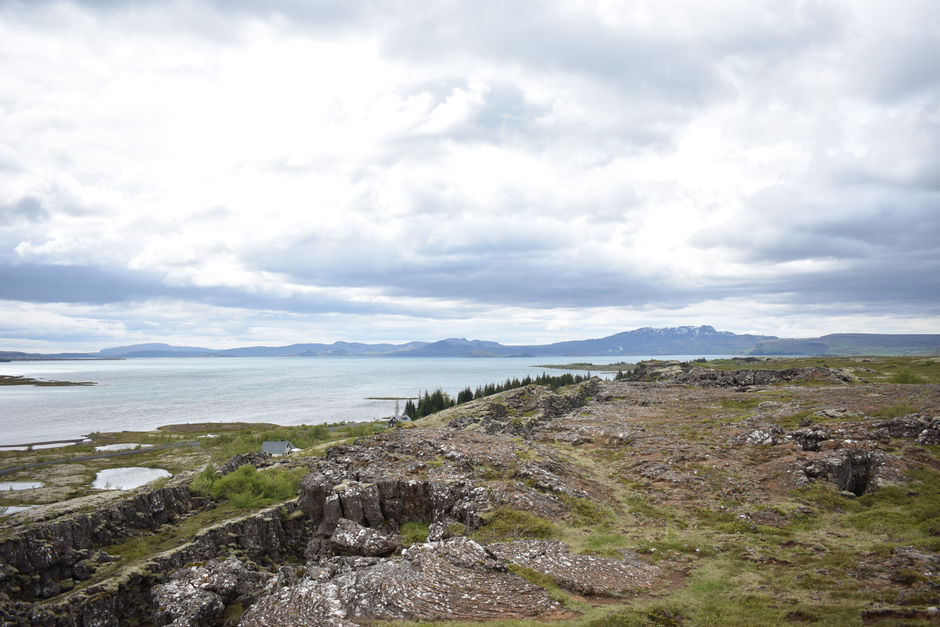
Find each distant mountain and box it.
[520,325,775,356]
[4,327,938,360]
[213,341,429,357]
[750,333,940,356]
[97,343,214,358]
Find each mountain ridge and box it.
[4,326,938,359]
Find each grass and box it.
[561,495,616,527]
[400,521,430,544]
[505,563,572,606]
[192,464,306,509]
[472,506,559,543]
[101,502,243,562]
[696,355,940,385]
[874,403,918,419]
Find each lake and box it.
[0,355,728,445]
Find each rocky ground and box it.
[0,357,938,625]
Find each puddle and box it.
[0,481,43,491]
[92,467,171,490]
[0,505,34,515]
[94,443,153,452]
[0,440,89,451]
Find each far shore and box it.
[0,375,96,387]
[535,361,636,372]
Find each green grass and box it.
[888,368,922,384]
[192,464,305,509]
[201,425,333,460]
[400,521,429,544]
[561,495,616,527]
[100,502,242,562]
[874,403,917,419]
[845,467,940,544]
[505,563,572,606]
[472,506,558,543]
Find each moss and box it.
[505,563,571,606]
[561,495,616,527]
[400,521,429,544]
[473,506,558,543]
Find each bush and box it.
[203,464,305,509]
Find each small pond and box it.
[94,443,153,452]
[0,481,43,491]
[0,505,34,515]
[92,467,171,490]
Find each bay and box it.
[0,355,728,445]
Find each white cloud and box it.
[0,0,937,349]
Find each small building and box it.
[261,440,297,457]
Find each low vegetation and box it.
[191,464,305,509]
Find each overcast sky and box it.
[1,0,937,351]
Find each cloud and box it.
[0,0,937,349]
[0,197,49,224]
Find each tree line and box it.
[403,372,590,420]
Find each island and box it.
[0,375,95,386]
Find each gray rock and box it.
[336,481,365,525]
[789,428,830,451]
[152,557,271,626]
[318,493,342,536]
[329,518,400,557]
[488,539,662,595]
[241,538,561,625]
[799,449,899,495]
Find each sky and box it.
[0,0,938,352]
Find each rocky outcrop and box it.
[446,380,599,438]
[0,486,196,602]
[215,452,272,477]
[870,415,940,445]
[1,501,313,626]
[789,428,831,451]
[240,538,565,626]
[152,557,271,626]
[488,539,662,595]
[629,361,855,387]
[796,449,902,495]
[734,413,940,453]
[299,473,491,534]
[329,518,399,557]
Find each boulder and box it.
[329,518,399,557]
[240,538,562,625]
[152,557,270,626]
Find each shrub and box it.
[205,465,304,509]
[190,463,217,496]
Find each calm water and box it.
[0,355,726,445]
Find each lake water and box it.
[0,355,728,445]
